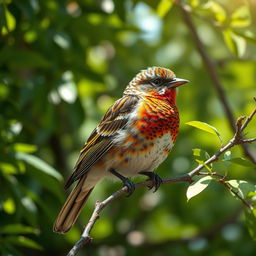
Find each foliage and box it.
[0,0,256,255]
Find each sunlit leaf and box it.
[228,180,256,200]
[15,153,63,181]
[186,121,222,143]
[1,7,16,35]
[223,29,246,57]
[192,148,210,160]
[202,0,226,23]
[231,5,251,28]
[12,143,38,153]
[0,162,18,174]
[3,198,16,214]
[195,159,212,172]
[156,0,173,18]
[192,148,212,171]
[186,176,212,201]
[24,30,38,43]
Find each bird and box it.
[53,66,188,234]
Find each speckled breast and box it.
[107,97,179,176]
[136,97,180,143]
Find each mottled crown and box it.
[124,67,176,95]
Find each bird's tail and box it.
[53,175,94,234]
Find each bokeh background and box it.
[1,0,256,255]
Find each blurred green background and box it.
[0,0,256,255]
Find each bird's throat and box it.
[149,88,177,104]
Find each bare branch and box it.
[241,138,256,144]
[66,107,256,256]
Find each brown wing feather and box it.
[64,95,139,189]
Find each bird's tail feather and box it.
[53,175,93,234]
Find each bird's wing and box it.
[64,95,139,189]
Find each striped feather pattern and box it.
[64,95,139,189]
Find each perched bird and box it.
[53,67,188,233]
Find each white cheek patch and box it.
[159,87,168,95]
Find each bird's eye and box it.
[152,78,162,86]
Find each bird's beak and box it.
[168,78,189,88]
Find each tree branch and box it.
[179,3,256,164]
[66,107,256,256]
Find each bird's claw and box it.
[123,178,136,197]
[139,171,163,192]
[109,168,135,197]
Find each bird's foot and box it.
[139,171,163,192]
[109,168,135,197]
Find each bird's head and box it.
[124,66,188,102]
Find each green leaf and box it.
[223,29,246,57]
[14,153,64,200]
[156,0,173,18]
[12,143,38,153]
[0,162,18,174]
[231,5,251,28]
[186,121,222,143]
[227,180,256,199]
[0,224,40,235]
[15,153,63,181]
[223,151,232,160]
[192,148,210,161]
[1,7,16,35]
[202,0,226,23]
[192,148,212,171]
[245,209,256,241]
[186,176,212,201]
[195,159,212,172]
[233,30,256,45]
[5,236,43,250]
[3,197,16,214]
[223,151,232,167]
[225,158,255,168]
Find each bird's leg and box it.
[139,171,163,192]
[109,168,135,197]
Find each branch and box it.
[179,2,256,164]
[66,107,256,256]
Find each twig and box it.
[199,172,254,210]
[221,181,254,210]
[179,3,256,164]
[66,108,256,256]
